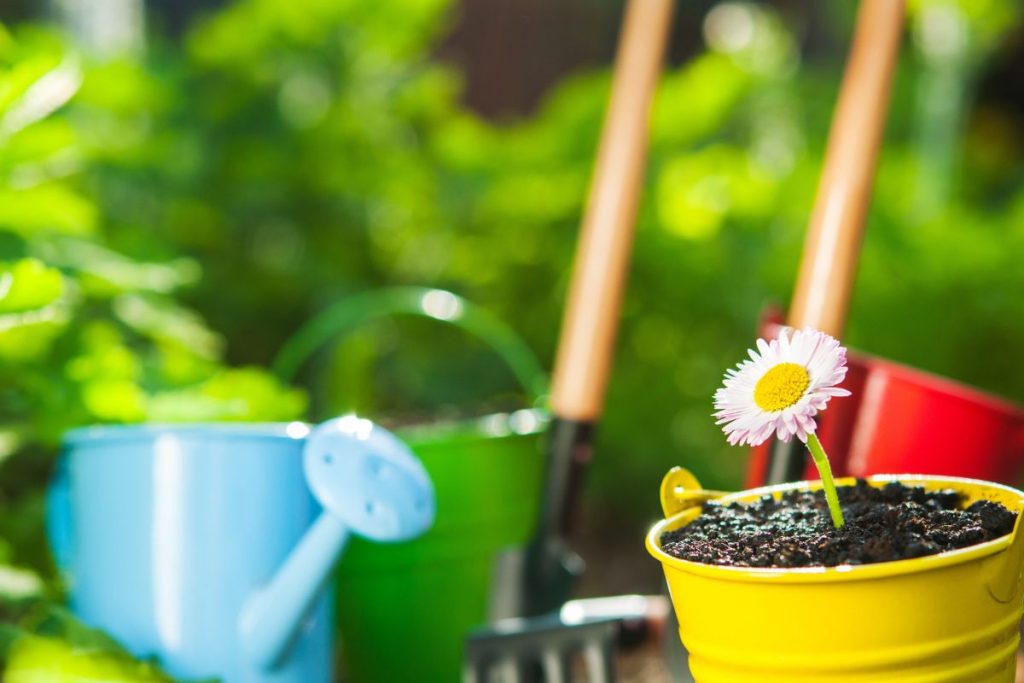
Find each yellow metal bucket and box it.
[646,467,1024,682]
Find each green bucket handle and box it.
[272,287,549,406]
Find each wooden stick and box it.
[787,0,905,336]
[550,0,674,421]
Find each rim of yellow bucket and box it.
[646,474,1024,584]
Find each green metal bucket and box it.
[336,412,545,681]
[272,287,548,682]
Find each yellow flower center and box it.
[753,362,810,412]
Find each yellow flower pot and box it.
[646,467,1024,682]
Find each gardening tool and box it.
[272,286,548,682]
[763,0,906,484]
[754,0,1024,486]
[47,418,434,683]
[464,613,618,683]
[649,466,1024,682]
[464,596,670,683]
[508,0,675,619]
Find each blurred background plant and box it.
[0,0,1023,626]
[0,19,306,595]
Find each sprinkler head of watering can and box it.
[304,415,435,541]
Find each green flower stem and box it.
[806,432,845,528]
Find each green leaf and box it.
[6,633,173,683]
[0,319,66,361]
[0,118,79,177]
[0,258,69,359]
[0,59,82,139]
[35,239,199,295]
[112,295,221,360]
[147,368,307,423]
[651,53,751,148]
[65,342,140,383]
[0,566,42,600]
[81,379,147,422]
[0,33,65,118]
[0,184,96,237]
[0,259,64,314]
[0,599,192,682]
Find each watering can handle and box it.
[271,287,547,404]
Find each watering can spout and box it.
[239,513,351,669]
[239,417,435,671]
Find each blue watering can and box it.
[47,416,435,683]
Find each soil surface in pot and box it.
[660,480,1017,568]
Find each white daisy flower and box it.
[713,327,850,447]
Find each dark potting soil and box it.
[660,480,1018,568]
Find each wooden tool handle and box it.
[550,0,674,421]
[787,0,905,336]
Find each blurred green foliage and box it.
[0,0,1023,613]
[0,22,305,593]
[1,598,183,682]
